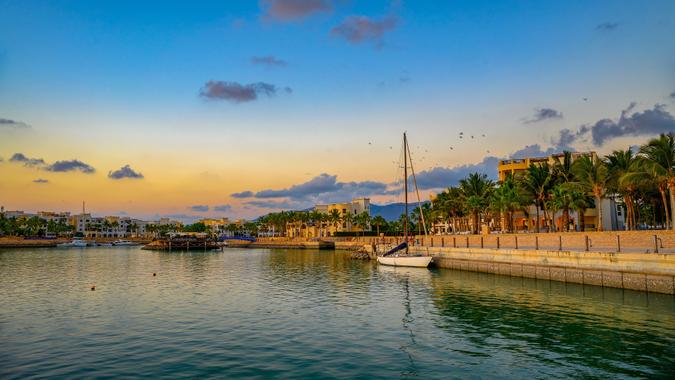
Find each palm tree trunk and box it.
[670,185,675,231]
[596,195,604,232]
[541,200,550,232]
[473,211,479,234]
[535,204,540,233]
[659,188,669,229]
[563,207,569,232]
[578,208,586,232]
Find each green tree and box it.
[371,215,387,235]
[640,133,675,230]
[459,173,494,234]
[572,155,608,231]
[518,162,553,232]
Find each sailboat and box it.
[377,133,433,268]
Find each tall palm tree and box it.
[459,173,494,234]
[371,215,387,235]
[572,154,608,231]
[518,163,552,232]
[549,184,575,231]
[622,158,670,229]
[605,149,639,230]
[640,133,675,230]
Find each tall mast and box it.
[403,132,408,243]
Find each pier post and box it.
[466,236,469,248]
[496,236,500,249]
[453,237,456,248]
[558,235,562,251]
[441,237,444,247]
[535,236,538,250]
[480,236,484,248]
[654,235,659,253]
[431,237,434,247]
[514,236,518,249]
[585,235,589,251]
[617,235,621,252]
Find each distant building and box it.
[286,198,371,238]
[497,152,624,232]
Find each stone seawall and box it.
[406,246,675,294]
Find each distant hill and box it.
[371,202,429,222]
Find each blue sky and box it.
[1,0,674,220]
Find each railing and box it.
[378,231,675,253]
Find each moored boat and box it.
[57,239,88,248]
[111,240,138,246]
[377,132,432,268]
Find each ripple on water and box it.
[1,247,673,379]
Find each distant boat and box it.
[111,240,138,246]
[377,132,432,268]
[57,239,88,248]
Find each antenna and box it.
[82,201,85,214]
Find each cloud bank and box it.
[552,103,675,146]
[46,160,95,173]
[261,0,332,22]
[33,178,49,183]
[596,22,619,31]
[199,80,286,103]
[189,205,209,212]
[251,55,287,67]
[231,191,254,198]
[524,108,563,123]
[9,153,45,167]
[0,118,30,128]
[213,205,232,212]
[108,165,144,179]
[331,15,398,46]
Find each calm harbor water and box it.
[1,247,673,379]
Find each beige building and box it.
[287,198,371,238]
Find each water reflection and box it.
[430,269,675,378]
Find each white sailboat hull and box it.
[377,255,432,268]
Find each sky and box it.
[1,0,675,222]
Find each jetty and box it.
[143,236,220,251]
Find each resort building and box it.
[286,198,372,238]
[497,152,624,232]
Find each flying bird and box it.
[481,134,486,137]
[471,135,474,139]
[449,147,453,150]
[368,142,372,145]
[583,98,588,101]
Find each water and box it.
[1,247,673,379]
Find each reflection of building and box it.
[287,198,371,238]
[497,152,624,232]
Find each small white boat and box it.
[377,255,432,268]
[111,240,138,246]
[58,239,88,248]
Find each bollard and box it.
[654,235,659,253]
[466,236,469,248]
[514,236,518,249]
[558,235,562,251]
[617,235,621,252]
[535,236,539,250]
[496,236,500,249]
[441,237,445,247]
[480,236,484,248]
[585,235,589,251]
[453,237,456,248]
[431,237,434,247]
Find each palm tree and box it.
[371,215,387,236]
[640,133,675,230]
[606,149,640,230]
[519,163,553,232]
[623,158,670,229]
[459,173,494,234]
[567,184,592,232]
[549,184,575,231]
[572,154,608,231]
